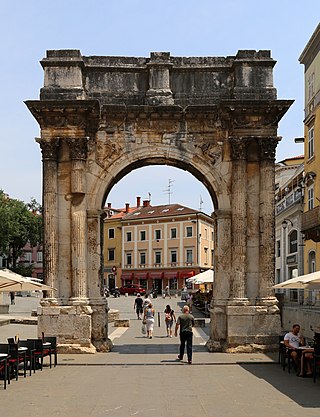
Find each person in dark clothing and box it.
[10,292,15,305]
[133,293,143,319]
[175,305,195,364]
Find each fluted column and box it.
[259,137,278,299]
[68,137,89,304]
[207,210,232,351]
[37,138,59,302]
[230,137,248,302]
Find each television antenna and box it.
[163,179,175,204]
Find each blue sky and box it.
[0,1,319,214]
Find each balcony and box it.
[301,206,320,242]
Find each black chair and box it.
[278,335,285,365]
[0,346,10,390]
[0,356,9,390]
[313,333,320,383]
[7,343,27,380]
[19,340,36,375]
[43,336,58,367]
[27,339,52,370]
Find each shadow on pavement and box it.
[241,363,320,408]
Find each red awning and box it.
[134,272,148,279]
[164,271,178,279]
[149,271,164,279]
[121,272,133,280]
[179,271,195,279]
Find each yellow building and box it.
[104,199,214,293]
[103,199,141,289]
[299,23,320,303]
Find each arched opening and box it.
[101,164,215,299]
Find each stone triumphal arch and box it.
[26,50,292,353]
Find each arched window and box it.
[308,250,316,273]
[288,230,298,254]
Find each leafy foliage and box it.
[0,190,42,270]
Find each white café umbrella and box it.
[0,268,55,292]
[272,270,320,290]
[186,269,214,285]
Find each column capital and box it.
[67,137,89,160]
[36,138,60,161]
[258,136,279,161]
[229,137,248,160]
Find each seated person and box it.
[284,324,312,376]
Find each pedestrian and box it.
[134,293,143,320]
[10,292,15,305]
[164,304,176,337]
[143,293,151,309]
[143,302,155,339]
[186,293,193,313]
[175,305,195,364]
[165,284,171,299]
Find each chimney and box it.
[143,200,150,207]
[136,196,141,207]
[107,203,112,208]
[125,203,130,213]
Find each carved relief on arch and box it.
[36,138,60,161]
[95,132,124,169]
[258,137,279,161]
[194,141,222,166]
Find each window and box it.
[24,252,32,263]
[170,228,177,239]
[37,251,43,262]
[276,240,281,258]
[308,185,314,211]
[186,249,193,263]
[204,247,208,264]
[288,230,298,254]
[108,249,115,261]
[170,250,177,263]
[140,252,146,265]
[186,226,193,237]
[140,230,146,241]
[308,72,315,100]
[108,228,115,239]
[155,229,161,240]
[169,278,178,290]
[308,127,314,159]
[155,251,161,264]
[205,228,208,239]
[308,251,316,273]
[126,231,132,242]
[126,252,132,265]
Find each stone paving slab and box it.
[1,295,320,417]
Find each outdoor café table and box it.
[0,353,9,389]
[297,346,314,376]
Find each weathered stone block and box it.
[114,319,130,327]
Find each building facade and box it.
[275,156,304,303]
[299,23,320,304]
[104,201,214,293]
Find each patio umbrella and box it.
[272,270,320,290]
[186,269,214,285]
[0,268,55,292]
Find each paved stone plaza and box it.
[0,295,320,416]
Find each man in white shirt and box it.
[284,324,311,376]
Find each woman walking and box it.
[143,302,155,339]
[164,304,176,337]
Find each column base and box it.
[207,300,281,352]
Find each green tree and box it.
[0,190,42,273]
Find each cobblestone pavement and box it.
[0,295,320,417]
